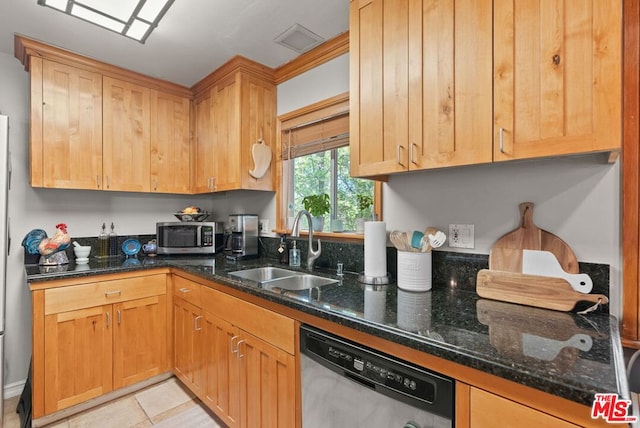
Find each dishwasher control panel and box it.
[301,325,453,420]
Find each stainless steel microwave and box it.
[156,222,223,255]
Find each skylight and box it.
[37,0,175,43]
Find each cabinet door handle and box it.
[153,178,158,191]
[499,127,505,153]
[105,290,121,298]
[231,335,239,354]
[96,175,100,188]
[236,339,245,359]
[410,143,418,165]
[397,145,406,167]
[211,177,216,191]
[179,288,191,293]
[117,309,121,325]
[106,311,110,327]
[106,175,110,189]
[194,315,202,331]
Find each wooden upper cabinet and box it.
[191,57,276,193]
[192,90,216,193]
[211,76,241,191]
[494,0,622,161]
[34,58,103,190]
[150,90,191,193]
[102,77,151,192]
[410,0,493,169]
[350,0,493,178]
[350,0,408,176]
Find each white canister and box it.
[397,251,432,291]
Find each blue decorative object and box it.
[121,239,141,257]
[22,229,48,254]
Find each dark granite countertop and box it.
[25,254,628,408]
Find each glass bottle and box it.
[109,222,118,256]
[289,240,300,267]
[98,223,109,258]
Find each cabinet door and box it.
[469,387,579,428]
[238,74,276,191]
[192,90,216,193]
[113,295,167,389]
[237,330,296,428]
[211,77,241,191]
[173,297,204,396]
[494,0,622,160]
[409,0,492,169]
[38,59,103,190]
[150,90,191,193]
[103,76,151,191]
[350,0,410,177]
[44,305,112,414]
[201,311,241,427]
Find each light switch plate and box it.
[449,224,474,249]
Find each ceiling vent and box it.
[274,23,325,54]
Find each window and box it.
[278,93,377,233]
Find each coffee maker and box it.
[225,214,259,260]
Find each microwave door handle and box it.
[196,225,202,247]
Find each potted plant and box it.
[356,194,374,234]
[302,193,331,231]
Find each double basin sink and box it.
[229,267,337,291]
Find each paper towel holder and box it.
[358,272,392,285]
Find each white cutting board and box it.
[521,249,593,293]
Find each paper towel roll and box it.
[364,221,387,277]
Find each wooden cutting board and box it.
[489,202,579,274]
[249,136,272,179]
[476,269,607,312]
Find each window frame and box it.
[275,92,382,238]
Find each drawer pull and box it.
[105,290,122,298]
[179,288,191,293]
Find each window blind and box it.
[280,102,349,160]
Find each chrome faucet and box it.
[291,209,321,270]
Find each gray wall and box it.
[0,50,623,395]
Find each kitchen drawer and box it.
[202,286,295,354]
[44,274,166,315]
[172,276,202,307]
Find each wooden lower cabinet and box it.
[172,275,296,428]
[113,295,167,389]
[173,296,205,397]
[468,386,580,427]
[31,272,169,419]
[43,305,113,414]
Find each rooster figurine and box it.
[38,223,71,256]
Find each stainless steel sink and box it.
[262,274,338,291]
[228,267,337,291]
[229,267,301,282]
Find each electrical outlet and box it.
[259,219,269,234]
[449,224,475,249]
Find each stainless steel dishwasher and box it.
[300,325,454,428]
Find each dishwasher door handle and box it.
[344,371,376,390]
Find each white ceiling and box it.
[0,0,349,87]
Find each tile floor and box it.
[2,378,224,428]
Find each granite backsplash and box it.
[27,234,610,299]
